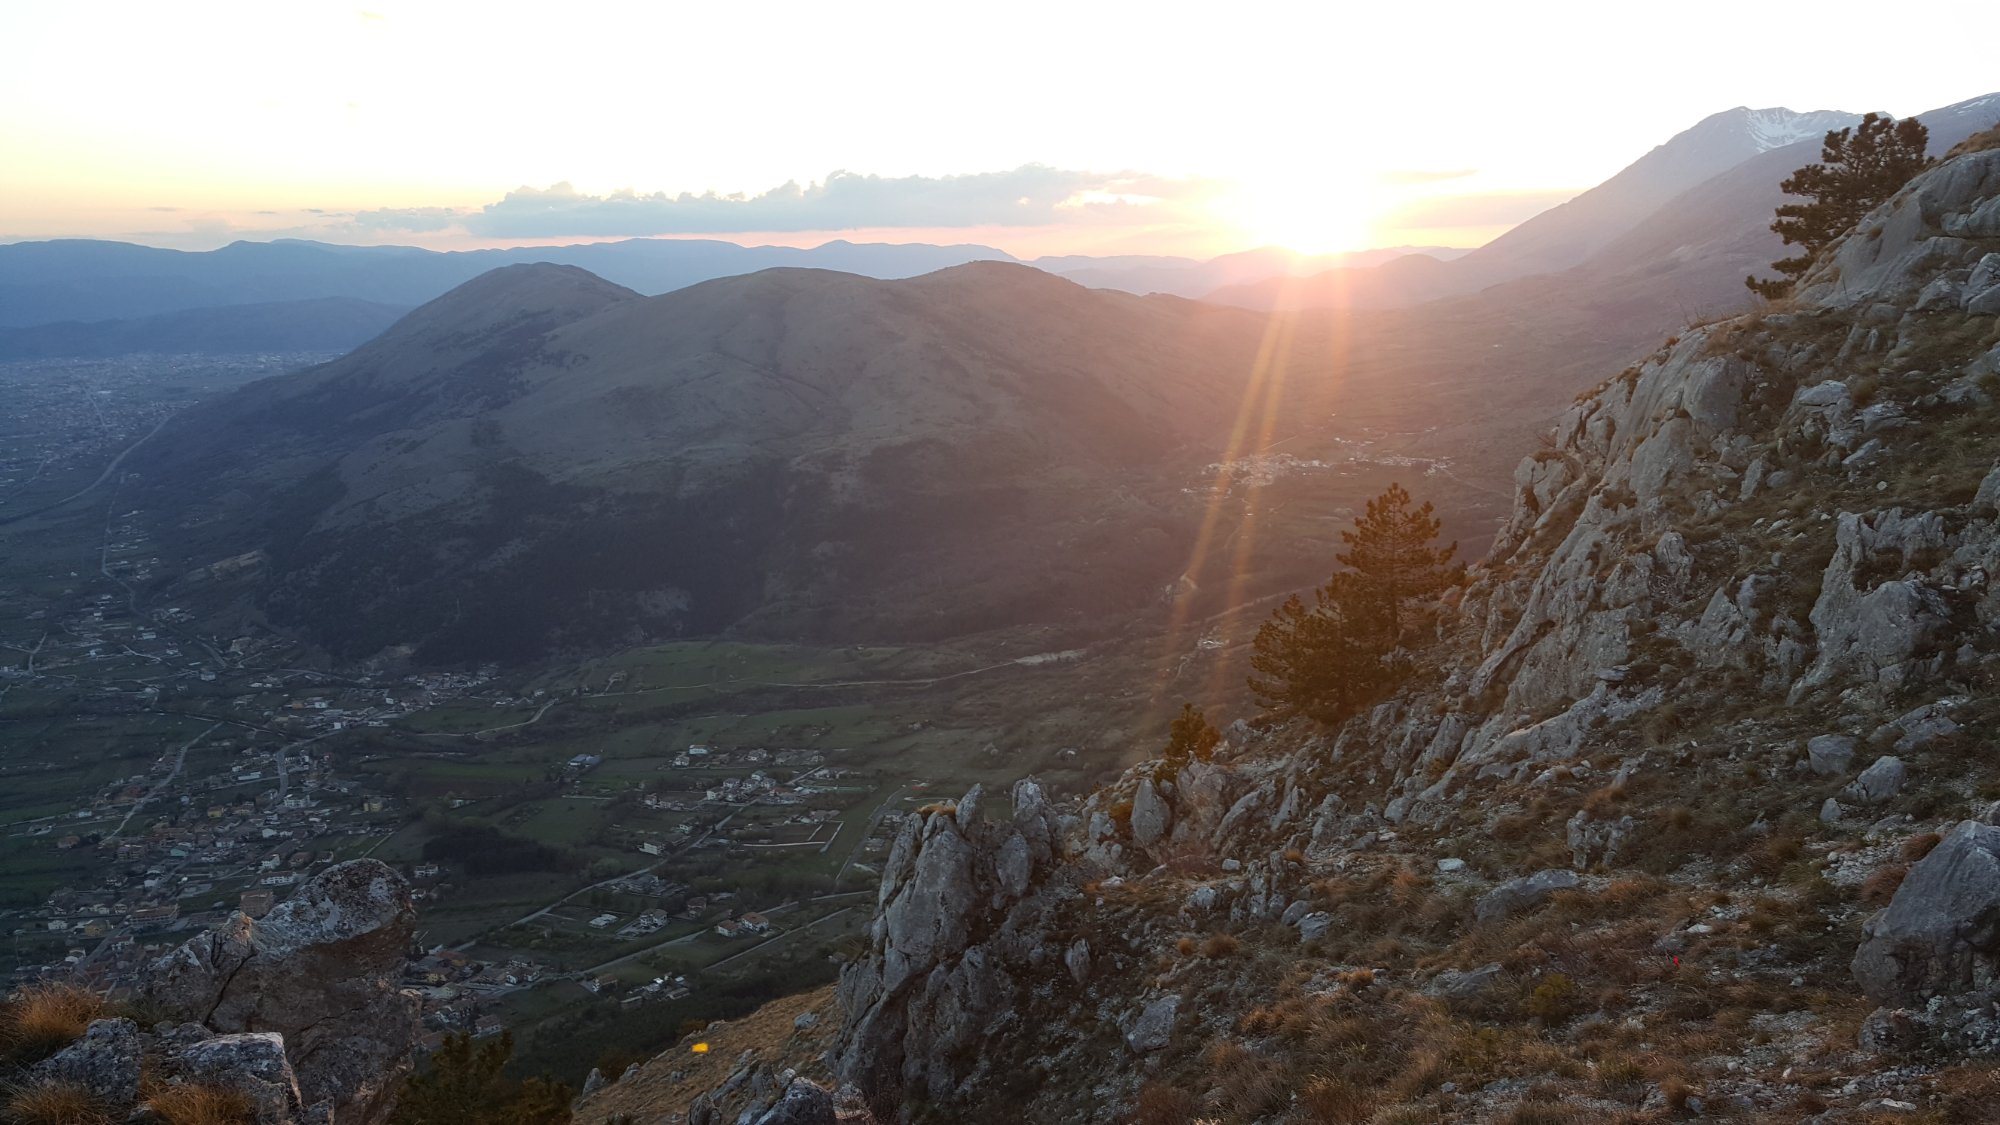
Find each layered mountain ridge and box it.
[133,262,1308,661]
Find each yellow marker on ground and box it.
[691,1042,710,1054]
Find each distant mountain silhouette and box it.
[0,297,408,359]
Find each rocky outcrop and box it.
[834,780,1070,1115]
[1854,821,2000,1005]
[143,859,421,1125]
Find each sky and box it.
[2,1,1994,259]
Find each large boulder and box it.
[1807,735,1857,776]
[168,1032,309,1125]
[1853,821,2000,1005]
[1844,756,1908,806]
[1123,995,1179,1053]
[34,1018,141,1105]
[1475,869,1581,925]
[1130,778,1171,849]
[144,859,419,1125]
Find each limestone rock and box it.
[1296,911,1333,942]
[1130,778,1170,848]
[1845,756,1909,806]
[1883,699,1961,753]
[1807,734,1857,776]
[1475,869,1581,925]
[1123,995,1178,1053]
[1425,963,1504,1002]
[169,1032,308,1125]
[750,1077,837,1125]
[1854,821,2000,1005]
[1064,939,1090,986]
[34,1017,141,1105]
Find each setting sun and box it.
[1214,180,1384,255]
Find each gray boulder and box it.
[169,1032,308,1125]
[1426,963,1505,1002]
[34,1017,141,1105]
[1853,821,2000,1005]
[1845,756,1909,806]
[1130,778,1170,848]
[751,1077,837,1125]
[1064,938,1091,986]
[1885,700,1961,753]
[1475,869,1582,925]
[1807,734,1857,776]
[1124,995,1179,1053]
[1296,911,1333,942]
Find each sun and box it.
[1214,180,1383,256]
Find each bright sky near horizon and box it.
[1,0,1993,258]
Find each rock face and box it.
[834,780,1068,1115]
[1854,821,2000,1005]
[143,859,421,1125]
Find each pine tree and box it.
[1334,483,1458,644]
[1247,485,1457,726]
[1747,113,1930,299]
[1157,703,1221,778]
[1246,578,1387,725]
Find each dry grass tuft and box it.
[1946,123,2000,159]
[1198,933,1240,959]
[145,1084,257,1125]
[1129,1082,1199,1125]
[3,1083,111,1125]
[1899,832,1943,863]
[1861,864,1909,906]
[1,984,105,1064]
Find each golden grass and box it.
[1,984,104,1064]
[2,1083,111,1125]
[144,1084,257,1125]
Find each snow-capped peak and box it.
[1739,107,1860,153]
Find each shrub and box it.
[1198,933,1240,959]
[1862,865,1909,906]
[1,984,104,1065]
[3,1083,111,1125]
[1129,1082,1199,1125]
[146,1085,257,1125]
[1295,1075,1371,1123]
[1523,974,1577,1023]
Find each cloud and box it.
[462,166,1221,238]
[1381,189,1578,229]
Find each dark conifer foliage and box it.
[1747,113,1931,298]
[1248,484,1457,725]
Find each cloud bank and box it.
[455,166,1220,238]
